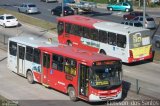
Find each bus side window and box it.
[78,25,83,37]
[90,29,98,41]
[65,23,71,34]
[99,30,108,43]
[108,32,117,46]
[52,54,64,71]
[117,34,126,48]
[33,49,41,64]
[57,21,64,35]
[64,58,77,76]
[70,24,79,36]
[83,27,90,39]
[9,41,17,56]
[26,46,33,62]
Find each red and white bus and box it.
[57,15,153,63]
[8,36,123,102]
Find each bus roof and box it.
[57,15,104,28]
[39,45,120,64]
[93,22,149,35]
[9,36,58,48]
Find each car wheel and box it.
[51,11,54,15]
[109,7,113,11]
[125,17,128,20]
[18,8,21,13]
[155,41,160,48]
[25,10,28,14]
[60,13,63,17]
[3,23,6,28]
[125,8,129,12]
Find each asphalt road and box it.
[1,0,160,23]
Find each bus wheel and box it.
[67,41,72,46]
[27,71,34,84]
[100,50,106,55]
[68,87,77,102]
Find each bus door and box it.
[17,45,25,75]
[78,64,89,98]
[41,52,51,85]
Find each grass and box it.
[0,8,57,32]
[0,95,18,106]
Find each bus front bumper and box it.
[89,91,122,102]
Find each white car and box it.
[0,14,19,28]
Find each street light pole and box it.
[62,0,64,17]
[143,0,146,28]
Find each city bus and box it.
[8,36,123,102]
[57,15,153,63]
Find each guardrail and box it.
[123,76,160,100]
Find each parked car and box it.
[107,2,133,12]
[0,14,19,28]
[132,16,156,29]
[64,0,75,4]
[123,11,148,20]
[18,3,39,14]
[51,6,74,16]
[40,0,57,3]
[121,20,143,27]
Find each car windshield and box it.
[147,18,154,21]
[90,61,122,90]
[28,4,36,7]
[6,16,15,19]
[64,6,71,10]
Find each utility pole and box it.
[143,0,146,28]
[62,0,64,17]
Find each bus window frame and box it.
[9,41,17,56]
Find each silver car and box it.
[18,3,39,14]
[132,16,156,29]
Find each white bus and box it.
[8,36,57,77]
[57,15,153,63]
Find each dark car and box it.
[123,11,148,20]
[51,6,74,16]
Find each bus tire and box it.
[100,49,106,55]
[27,71,34,84]
[67,40,72,46]
[68,87,77,102]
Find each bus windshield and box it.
[90,61,122,90]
